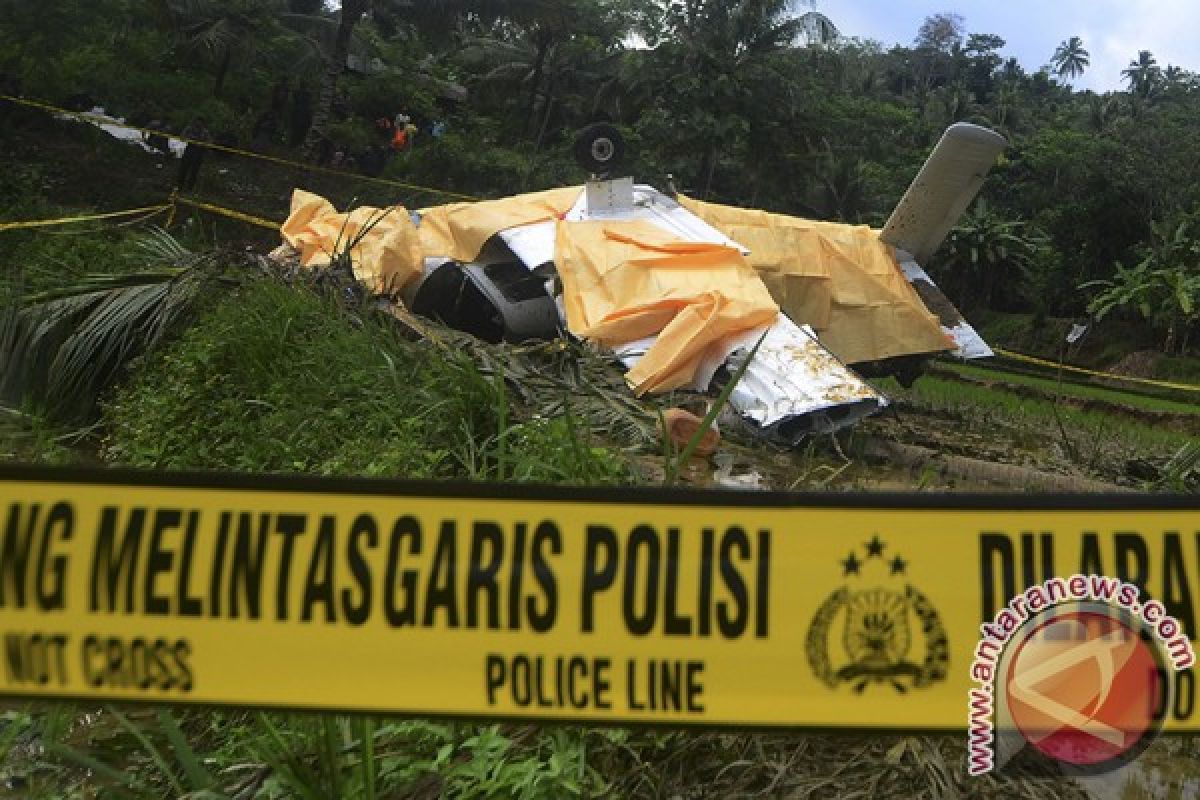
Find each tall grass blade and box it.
[157,709,217,791]
[494,358,508,480]
[360,717,377,800]
[0,711,27,767]
[108,706,187,796]
[322,716,342,800]
[252,713,324,800]
[43,742,142,799]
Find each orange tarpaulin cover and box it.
[280,189,422,294]
[554,219,778,395]
[417,186,582,263]
[281,186,951,396]
[677,196,954,364]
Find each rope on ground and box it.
[0,204,171,232]
[990,347,1200,395]
[1,93,481,203]
[172,194,280,230]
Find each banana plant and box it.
[1081,212,1200,353]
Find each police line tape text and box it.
[5,632,193,692]
[1,503,770,638]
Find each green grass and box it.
[103,277,631,485]
[974,310,1200,387]
[8,703,1082,800]
[935,360,1200,416]
[1155,354,1200,385]
[0,160,214,306]
[0,406,87,465]
[892,374,1198,456]
[1,212,147,304]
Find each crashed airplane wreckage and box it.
[276,123,1005,446]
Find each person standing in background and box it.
[390,112,417,152]
[177,117,211,191]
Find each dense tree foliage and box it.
[2,0,1200,350]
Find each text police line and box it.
[3,471,1199,730]
[2,504,769,637]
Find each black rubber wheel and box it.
[574,123,626,176]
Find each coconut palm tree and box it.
[789,0,839,47]
[166,0,318,97]
[1051,36,1089,82]
[1122,50,1163,98]
[301,0,369,160]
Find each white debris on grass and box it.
[56,106,185,158]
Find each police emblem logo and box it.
[807,535,949,693]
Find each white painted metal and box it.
[895,252,993,360]
[497,183,747,269]
[880,123,1008,266]
[723,316,886,435]
[497,220,557,269]
[583,177,636,214]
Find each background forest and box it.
[4,0,1200,356]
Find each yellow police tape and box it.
[172,195,280,230]
[1,94,480,203]
[2,465,1198,731]
[992,347,1200,395]
[0,204,170,232]
[0,195,278,235]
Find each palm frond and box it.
[24,269,185,304]
[0,262,229,421]
[132,226,194,268]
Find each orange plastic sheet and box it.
[280,189,422,294]
[676,196,953,364]
[554,219,778,395]
[417,186,582,262]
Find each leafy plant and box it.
[1082,213,1200,354]
[932,200,1048,312]
[1159,441,1200,491]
